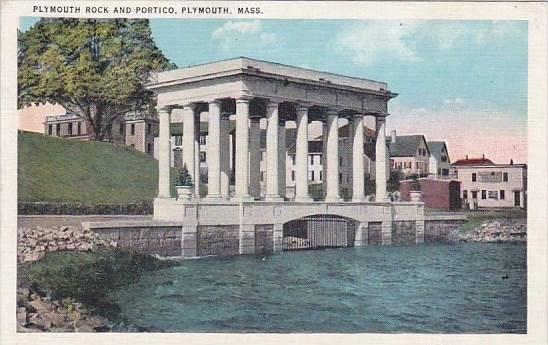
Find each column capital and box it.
[296,102,312,111]
[266,100,280,109]
[158,106,175,114]
[278,119,286,126]
[181,103,196,110]
[352,112,365,119]
[235,95,253,103]
[208,99,223,106]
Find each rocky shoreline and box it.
[18,225,116,332]
[459,218,527,243]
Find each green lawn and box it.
[18,131,176,203]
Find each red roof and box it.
[452,157,495,166]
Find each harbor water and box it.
[110,242,526,333]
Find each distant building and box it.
[452,155,527,209]
[427,141,451,179]
[387,130,430,177]
[42,111,158,155]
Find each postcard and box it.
[1,1,547,344]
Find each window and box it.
[291,155,296,165]
[310,155,314,165]
[319,155,322,165]
[200,135,206,145]
[56,124,60,136]
[199,151,206,162]
[463,190,468,199]
[319,171,322,181]
[500,190,505,200]
[311,171,315,181]
[438,168,441,175]
[131,124,135,135]
[147,123,152,135]
[147,143,152,153]
[174,135,182,146]
[416,162,420,169]
[173,148,182,167]
[339,173,343,183]
[441,155,447,162]
[260,171,264,182]
[68,123,73,135]
[481,190,486,199]
[48,124,52,135]
[472,173,477,182]
[339,156,343,167]
[78,122,82,135]
[119,124,124,135]
[503,172,508,182]
[291,171,295,181]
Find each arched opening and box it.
[282,215,356,251]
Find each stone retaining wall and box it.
[92,226,181,256]
[196,225,239,256]
[391,221,417,245]
[424,220,466,243]
[367,222,382,245]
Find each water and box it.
[110,243,526,333]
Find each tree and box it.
[176,164,194,187]
[18,18,176,140]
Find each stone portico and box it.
[143,57,426,256]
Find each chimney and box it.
[510,158,514,165]
[465,154,469,160]
[391,130,396,143]
[482,153,485,159]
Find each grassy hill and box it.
[18,131,175,203]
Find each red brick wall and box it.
[400,179,461,211]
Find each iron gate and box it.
[282,215,356,251]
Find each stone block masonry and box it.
[89,224,181,257]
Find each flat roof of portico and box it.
[149,56,391,94]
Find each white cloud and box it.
[329,21,421,66]
[211,20,278,52]
[330,21,524,65]
[434,21,524,50]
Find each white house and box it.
[452,156,527,209]
[427,141,451,179]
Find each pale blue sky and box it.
[20,18,528,162]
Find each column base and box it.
[294,196,313,203]
[351,197,368,203]
[324,196,343,203]
[231,195,255,202]
[264,195,283,202]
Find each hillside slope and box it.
[18,131,174,203]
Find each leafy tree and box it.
[18,18,176,140]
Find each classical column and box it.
[157,107,172,198]
[194,114,201,198]
[295,105,312,202]
[352,113,366,202]
[322,120,328,199]
[265,101,282,201]
[233,97,252,200]
[278,119,286,199]
[248,116,262,199]
[206,101,222,199]
[220,113,231,199]
[375,115,386,140]
[181,105,195,191]
[375,122,388,202]
[325,110,342,202]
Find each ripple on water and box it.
[110,243,526,333]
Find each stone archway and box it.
[282,214,357,251]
